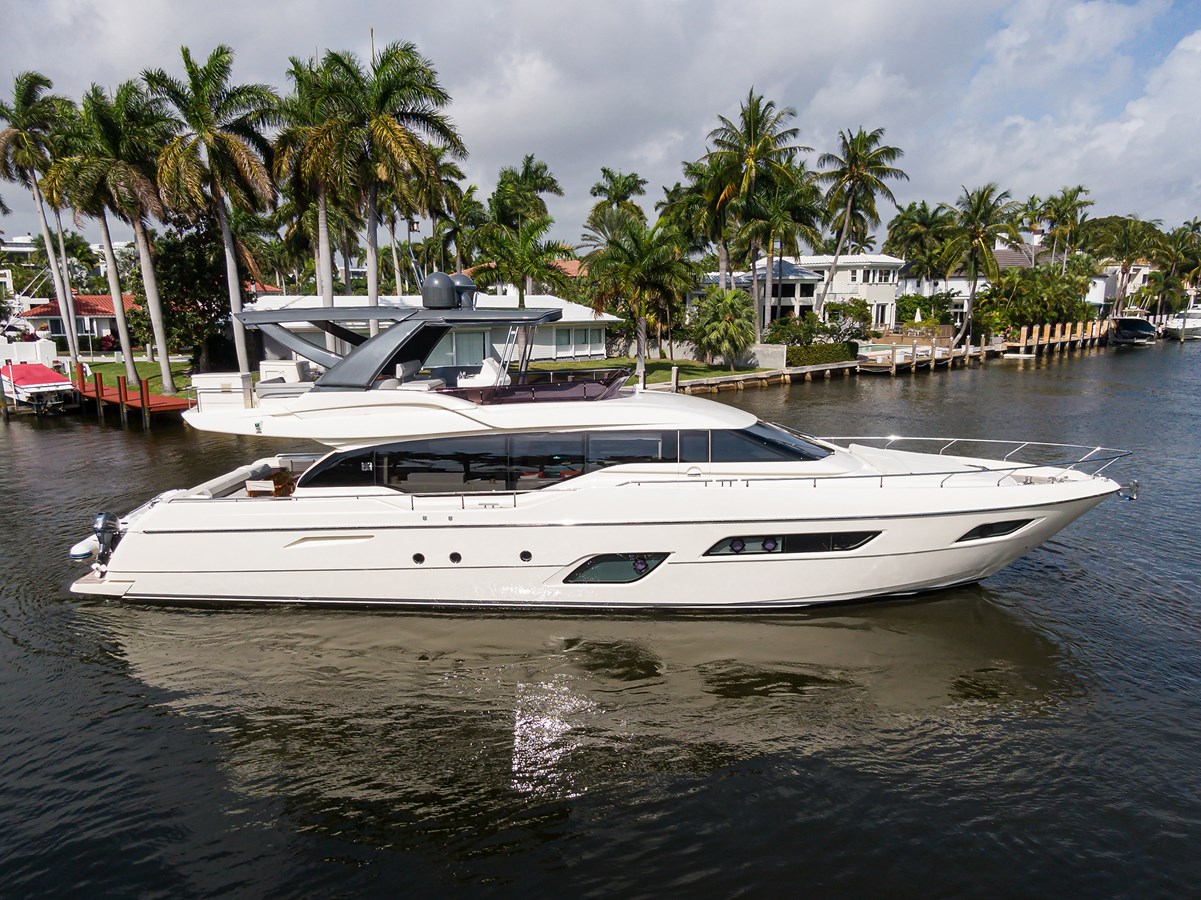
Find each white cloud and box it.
[2,0,1199,248]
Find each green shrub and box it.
[786,342,858,367]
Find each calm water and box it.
[2,346,1199,896]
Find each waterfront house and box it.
[19,293,139,344]
[701,253,903,330]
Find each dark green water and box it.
[1,345,1198,896]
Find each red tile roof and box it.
[20,294,140,318]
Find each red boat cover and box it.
[1,363,71,387]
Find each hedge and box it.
[785,341,858,367]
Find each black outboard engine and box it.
[93,511,122,565]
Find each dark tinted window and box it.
[381,434,507,492]
[299,448,378,488]
[587,431,677,470]
[510,433,586,485]
[710,422,831,463]
[680,430,709,463]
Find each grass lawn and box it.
[528,357,769,384]
[79,359,193,396]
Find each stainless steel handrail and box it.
[614,438,1131,490]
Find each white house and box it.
[704,254,903,329]
[250,291,620,368]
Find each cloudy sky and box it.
[4,0,1201,248]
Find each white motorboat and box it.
[2,362,77,414]
[1162,304,1201,341]
[68,275,1134,611]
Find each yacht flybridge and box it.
[69,274,1134,610]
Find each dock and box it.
[72,364,190,427]
[1002,321,1110,355]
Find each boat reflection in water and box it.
[86,590,1080,819]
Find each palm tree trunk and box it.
[27,175,75,364]
[749,243,761,339]
[366,183,380,337]
[816,194,855,316]
[718,241,730,291]
[635,314,647,383]
[132,218,176,393]
[213,194,252,386]
[389,220,403,293]
[316,188,336,352]
[764,242,775,339]
[52,207,82,364]
[953,276,977,348]
[97,212,138,383]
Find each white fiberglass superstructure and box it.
[69,275,1134,610]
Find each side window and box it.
[710,423,831,462]
[679,430,709,463]
[297,448,378,488]
[380,434,507,492]
[711,429,795,462]
[510,433,586,485]
[587,431,678,470]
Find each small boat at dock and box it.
[1,362,77,414]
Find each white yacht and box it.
[1162,304,1201,341]
[68,275,1133,611]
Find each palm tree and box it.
[690,286,756,370]
[815,126,907,315]
[275,55,340,324]
[1047,185,1094,273]
[44,82,173,385]
[443,183,488,274]
[415,144,466,272]
[475,214,573,309]
[1082,215,1164,312]
[492,153,563,228]
[658,155,734,290]
[589,167,647,221]
[312,43,463,328]
[582,210,694,381]
[706,89,809,333]
[885,200,957,295]
[145,44,279,384]
[738,166,823,330]
[0,71,80,363]
[944,183,1020,346]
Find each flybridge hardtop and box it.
[237,303,563,391]
[184,278,629,446]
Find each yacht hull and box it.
[71,478,1115,610]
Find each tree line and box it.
[3,43,1199,389]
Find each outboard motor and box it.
[93,511,123,566]
[421,271,458,309]
[450,273,477,309]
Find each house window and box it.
[850,269,857,282]
[555,328,572,358]
[427,330,488,367]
